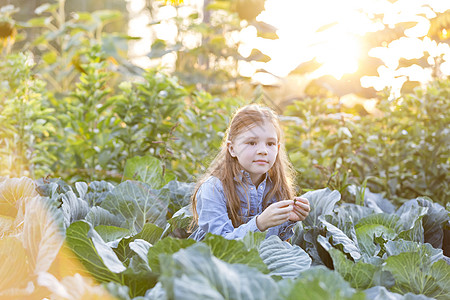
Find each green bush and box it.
[0,52,57,178]
[284,81,450,206]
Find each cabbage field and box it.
[1,159,449,299]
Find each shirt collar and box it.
[234,170,271,184]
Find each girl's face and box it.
[228,122,280,186]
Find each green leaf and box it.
[395,201,427,243]
[92,10,122,23]
[85,206,122,228]
[242,231,267,250]
[166,205,192,238]
[328,248,394,289]
[202,234,269,273]
[100,181,168,232]
[258,235,311,278]
[147,237,195,274]
[61,191,90,228]
[159,243,279,300]
[347,186,395,214]
[320,216,361,260]
[121,255,158,298]
[383,241,450,298]
[364,286,435,300]
[94,225,130,243]
[302,188,341,228]
[123,156,167,189]
[144,282,167,300]
[114,223,164,264]
[355,213,400,257]
[401,197,449,248]
[84,181,115,206]
[279,266,366,300]
[129,239,151,264]
[65,221,124,283]
[160,180,194,213]
[385,240,444,263]
[26,17,52,27]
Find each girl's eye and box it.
[267,142,276,146]
[248,141,256,145]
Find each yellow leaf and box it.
[0,237,30,292]
[23,196,65,274]
[0,177,37,219]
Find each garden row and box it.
[0,158,448,299]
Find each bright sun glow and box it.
[249,0,450,88]
[253,0,375,80]
[312,33,361,79]
[128,0,450,91]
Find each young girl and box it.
[190,104,310,241]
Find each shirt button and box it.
[250,187,253,190]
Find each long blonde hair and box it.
[191,104,296,228]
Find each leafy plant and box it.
[284,79,450,206]
[0,53,57,178]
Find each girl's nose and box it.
[257,146,268,155]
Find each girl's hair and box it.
[190,104,296,228]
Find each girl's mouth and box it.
[254,160,268,164]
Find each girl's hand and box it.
[288,197,310,222]
[256,200,294,231]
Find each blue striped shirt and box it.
[190,171,297,241]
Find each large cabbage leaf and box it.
[147,237,196,274]
[0,177,37,235]
[85,206,122,228]
[159,243,279,300]
[123,155,171,189]
[383,240,450,299]
[0,177,37,218]
[395,204,427,243]
[331,203,375,235]
[159,180,194,214]
[278,266,366,300]
[0,237,31,293]
[302,188,341,228]
[348,185,395,214]
[83,180,115,206]
[397,197,449,248]
[100,180,168,232]
[60,190,90,228]
[258,235,311,278]
[355,213,401,257]
[319,216,361,260]
[203,233,268,273]
[328,248,394,290]
[22,196,65,274]
[364,286,435,300]
[37,272,116,299]
[115,223,164,264]
[65,221,125,283]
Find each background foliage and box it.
[0,0,449,206]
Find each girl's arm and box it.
[196,178,263,240]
